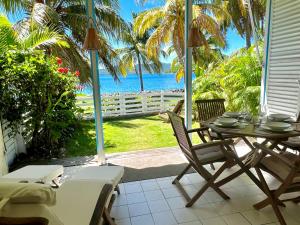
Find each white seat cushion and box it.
[0,180,110,225]
[0,165,63,184]
[71,166,124,187]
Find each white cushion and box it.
[0,165,64,184]
[0,180,110,225]
[0,182,56,206]
[71,166,124,187]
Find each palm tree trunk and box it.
[245,22,252,49]
[137,53,144,92]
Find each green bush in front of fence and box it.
[0,49,81,158]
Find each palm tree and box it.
[0,14,68,54]
[0,0,127,82]
[134,0,229,80]
[117,23,161,91]
[224,0,266,48]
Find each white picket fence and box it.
[76,91,184,118]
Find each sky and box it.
[2,0,246,61]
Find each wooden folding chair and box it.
[251,143,300,225]
[167,111,236,207]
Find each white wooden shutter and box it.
[266,0,300,117]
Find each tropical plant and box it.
[134,0,229,81]
[0,14,68,55]
[0,49,81,157]
[223,0,266,48]
[0,0,127,82]
[193,45,262,115]
[117,23,161,91]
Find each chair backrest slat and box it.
[195,99,225,123]
[167,111,192,152]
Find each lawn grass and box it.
[65,115,200,157]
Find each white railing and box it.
[76,91,184,118]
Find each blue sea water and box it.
[80,73,196,94]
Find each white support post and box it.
[260,0,272,111]
[184,0,193,131]
[86,0,106,164]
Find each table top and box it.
[204,120,300,140]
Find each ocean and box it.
[80,73,196,94]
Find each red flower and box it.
[75,70,80,77]
[76,85,84,90]
[56,57,62,65]
[63,68,69,73]
[57,67,65,73]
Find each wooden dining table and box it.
[202,118,300,190]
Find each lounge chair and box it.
[0,165,64,187]
[0,180,117,225]
[71,166,124,195]
[251,143,300,225]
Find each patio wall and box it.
[77,91,184,119]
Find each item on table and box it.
[268,113,291,122]
[222,112,241,118]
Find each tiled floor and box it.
[112,164,300,225]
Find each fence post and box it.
[160,91,165,113]
[142,92,147,113]
[120,94,126,116]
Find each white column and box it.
[184,0,193,130]
[86,0,106,164]
[261,0,272,110]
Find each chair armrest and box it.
[187,127,209,133]
[191,139,233,151]
[253,143,298,169]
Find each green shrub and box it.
[0,49,81,158]
[193,45,262,116]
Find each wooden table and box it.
[204,121,300,150]
[203,119,300,190]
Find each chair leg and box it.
[172,164,192,184]
[254,168,287,225]
[209,163,215,170]
[115,185,121,195]
[103,208,118,225]
[186,161,230,207]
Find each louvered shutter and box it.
[266,0,300,118]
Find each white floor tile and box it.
[127,192,146,204]
[111,205,130,220]
[148,199,170,213]
[178,222,202,225]
[124,182,143,194]
[166,196,186,209]
[222,213,251,225]
[186,173,205,184]
[241,209,277,225]
[131,214,155,225]
[162,186,182,198]
[144,190,165,201]
[200,217,226,225]
[157,179,174,189]
[152,210,177,225]
[172,208,198,224]
[141,181,160,191]
[191,203,217,220]
[116,218,132,225]
[114,194,128,206]
[128,202,150,217]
